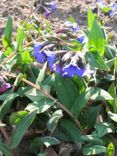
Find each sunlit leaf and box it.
[108,111,117,122]
[16,28,25,52]
[4,16,13,44]
[0,93,19,120]
[26,97,54,114]
[71,87,113,117]
[20,49,33,64]
[107,142,115,156]
[94,122,113,138]
[47,110,63,131]
[39,136,60,147]
[86,51,110,71]
[88,20,105,56]
[88,9,95,30]
[55,74,78,109]
[9,111,28,125]
[83,145,106,155]
[10,111,36,149]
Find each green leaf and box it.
[86,51,110,71]
[71,87,113,117]
[72,76,85,94]
[81,134,104,145]
[0,139,11,156]
[47,110,63,131]
[83,145,106,155]
[0,93,18,120]
[88,9,95,30]
[107,142,115,156]
[39,136,60,147]
[108,83,116,98]
[37,153,47,156]
[20,49,33,64]
[80,106,100,129]
[114,57,117,72]
[30,137,59,153]
[25,88,44,101]
[101,6,112,13]
[55,74,78,109]
[108,111,117,122]
[88,20,105,56]
[4,16,13,44]
[4,46,13,56]
[16,28,25,52]
[90,88,113,101]
[9,111,28,125]
[10,111,36,149]
[13,73,23,87]
[60,119,82,142]
[105,46,114,60]
[68,16,76,23]
[0,93,11,101]
[95,122,113,138]
[26,97,53,113]
[36,62,47,85]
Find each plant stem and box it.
[5,72,85,134]
[0,126,10,144]
[22,78,85,134]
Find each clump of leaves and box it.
[0,6,117,156]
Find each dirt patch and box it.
[0,0,117,37]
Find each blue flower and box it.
[34,44,56,69]
[34,44,45,64]
[96,0,117,17]
[52,63,62,75]
[77,36,85,44]
[64,21,79,32]
[96,0,105,5]
[62,63,85,78]
[43,50,56,69]
[50,1,57,11]
[109,3,117,16]
[34,43,93,78]
[44,1,57,18]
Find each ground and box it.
[0,0,117,37]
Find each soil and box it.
[0,0,117,37]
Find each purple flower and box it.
[109,3,117,16]
[44,1,57,18]
[64,21,79,32]
[34,44,45,63]
[77,36,85,44]
[0,83,11,94]
[44,10,52,18]
[62,63,85,78]
[49,1,57,11]
[52,63,62,75]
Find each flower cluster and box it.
[64,21,79,32]
[96,0,117,16]
[44,1,57,18]
[33,41,93,78]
